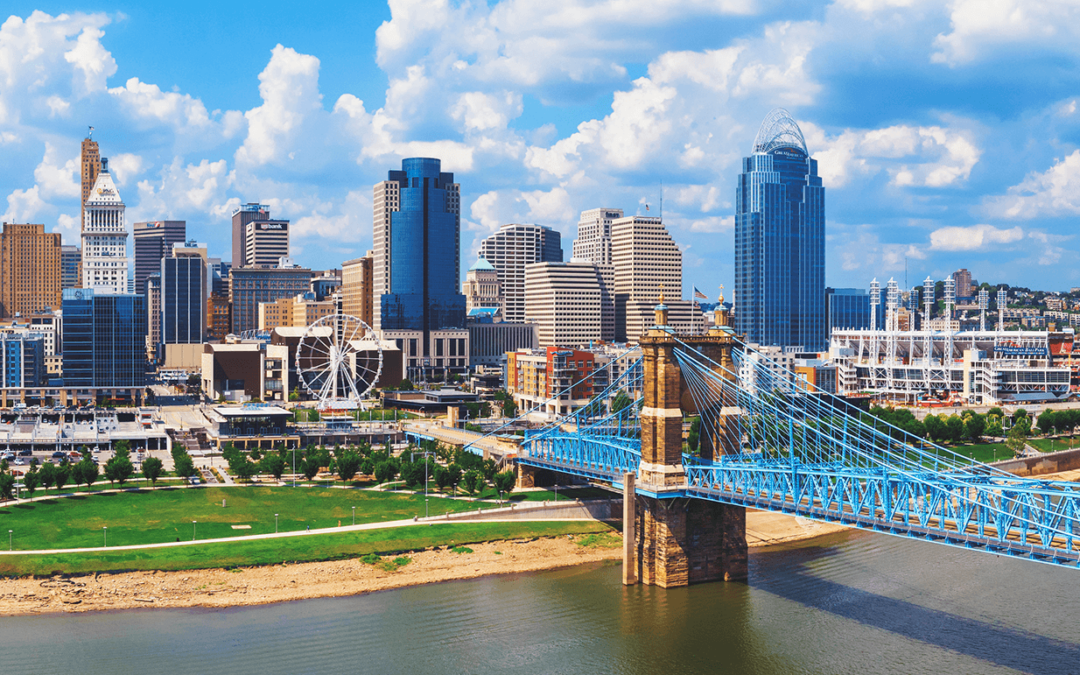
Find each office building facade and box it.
[81,158,129,293]
[524,262,609,347]
[477,223,562,323]
[825,287,870,333]
[373,157,468,376]
[62,288,147,389]
[133,220,186,295]
[245,220,289,267]
[462,258,501,313]
[341,255,374,326]
[80,134,100,229]
[734,108,826,351]
[229,266,311,334]
[0,223,62,318]
[231,203,269,268]
[161,243,208,347]
[60,245,81,290]
[572,208,622,265]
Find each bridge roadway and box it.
[519,432,1080,569]
[402,420,516,460]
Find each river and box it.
[2,529,1078,674]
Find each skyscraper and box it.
[62,288,147,392]
[231,203,268,268]
[373,158,468,377]
[572,208,622,265]
[80,132,100,229]
[244,220,289,267]
[133,220,186,296]
[60,245,81,290]
[477,223,562,323]
[734,108,825,350]
[0,223,61,317]
[161,242,208,347]
[81,158,129,293]
[341,255,374,326]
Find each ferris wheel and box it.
[295,313,382,410]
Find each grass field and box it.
[0,486,491,550]
[948,442,1012,464]
[0,521,617,576]
[1027,436,1080,453]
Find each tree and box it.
[963,414,985,441]
[174,453,197,480]
[0,472,13,501]
[687,417,701,455]
[374,460,397,485]
[22,469,38,498]
[250,447,262,461]
[501,397,517,418]
[289,387,300,402]
[924,414,947,443]
[985,415,1004,438]
[233,457,258,482]
[445,464,463,495]
[53,462,71,492]
[988,406,1005,419]
[433,465,451,492]
[461,469,483,497]
[260,453,287,481]
[336,449,362,483]
[38,462,56,493]
[142,456,163,487]
[397,379,414,391]
[493,470,515,503]
[1006,424,1029,458]
[481,458,497,482]
[611,390,635,414]
[75,457,99,490]
[105,449,134,488]
[1038,410,1058,436]
[945,415,965,444]
[302,454,321,481]
[400,460,423,487]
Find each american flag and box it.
[693,286,708,300]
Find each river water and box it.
[2,529,1078,675]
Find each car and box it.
[51,451,66,459]
[189,478,201,485]
[68,451,82,459]
[13,458,24,465]
[17,449,31,456]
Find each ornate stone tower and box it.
[625,288,747,587]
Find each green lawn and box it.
[0,521,617,576]
[948,442,1012,464]
[0,486,488,551]
[1027,436,1080,453]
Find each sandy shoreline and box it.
[0,511,849,616]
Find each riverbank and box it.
[0,510,847,615]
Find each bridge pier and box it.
[626,294,747,588]
[516,464,537,489]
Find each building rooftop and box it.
[470,257,495,272]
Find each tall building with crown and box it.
[734,109,825,351]
[80,132,100,235]
[82,157,129,293]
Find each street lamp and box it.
[411,451,433,518]
[192,520,197,541]
[103,526,107,547]
[8,529,11,551]
[351,506,355,526]
[275,513,279,533]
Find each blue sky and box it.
[3,1,1080,299]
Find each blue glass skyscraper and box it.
[734,109,825,350]
[377,157,466,341]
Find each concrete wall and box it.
[993,447,1080,477]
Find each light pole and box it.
[8,529,11,551]
[351,506,355,526]
[103,526,107,547]
[275,513,279,533]
[411,451,433,518]
[192,520,197,541]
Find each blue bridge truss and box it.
[518,338,1080,570]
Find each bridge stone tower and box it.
[625,292,747,587]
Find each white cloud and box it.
[468,186,574,237]
[108,153,145,187]
[833,225,925,272]
[1,186,47,223]
[63,24,116,96]
[45,95,70,118]
[686,215,734,233]
[450,91,523,132]
[235,45,323,167]
[986,149,1080,218]
[291,191,372,244]
[108,77,214,132]
[803,122,981,188]
[32,142,79,200]
[929,223,1023,251]
[133,157,231,220]
[933,0,1080,66]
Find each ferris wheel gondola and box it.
[295,314,382,410]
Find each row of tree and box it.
[0,441,174,501]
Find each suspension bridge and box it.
[509,298,1080,588]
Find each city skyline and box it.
[3,3,1080,296]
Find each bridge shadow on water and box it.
[747,534,1080,674]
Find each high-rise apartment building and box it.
[610,216,699,342]
[60,245,81,290]
[341,255,374,326]
[477,223,562,323]
[231,203,268,267]
[81,158,129,293]
[462,258,501,312]
[373,158,468,376]
[133,220,185,295]
[146,273,161,360]
[572,208,622,265]
[80,133,100,229]
[734,109,825,350]
[0,223,62,318]
[229,265,311,334]
[245,220,289,267]
[161,242,207,348]
[952,268,976,299]
[524,262,609,347]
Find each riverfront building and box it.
[734,109,826,351]
[62,288,147,401]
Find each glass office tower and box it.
[379,157,466,337]
[734,109,826,351]
[825,287,870,332]
[62,288,147,388]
